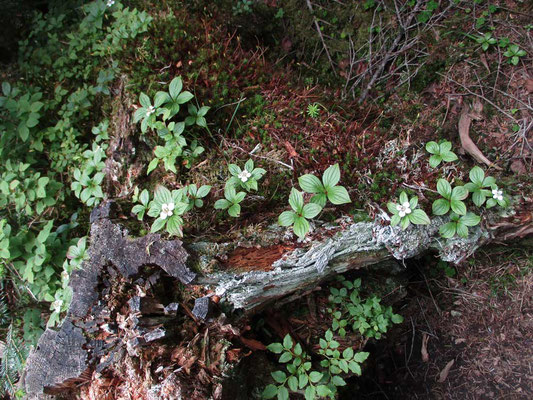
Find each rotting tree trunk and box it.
[23,201,532,399]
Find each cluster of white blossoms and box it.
[160,202,175,219]
[492,188,504,201]
[51,299,63,313]
[106,0,115,7]
[238,169,251,183]
[396,201,412,218]
[146,105,155,117]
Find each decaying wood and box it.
[24,202,194,399]
[458,99,502,170]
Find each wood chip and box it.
[421,333,429,362]
[438,359,455,383]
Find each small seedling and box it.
[278,188,322,239]
[439,212,480,238]
[432,179,468,216]
[147,185,188,236]
[298,164,351,207]
[227,159,266,192]
[214,185,246,217]
[476,32,496,51]
[464,166,495,206]
[503,44,526,65]
[425,140,458,168]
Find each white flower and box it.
[106,0,115,7]
[396,202,411,218]
[492,188,503,201]
[52,299,63,313]
[238,170,252,183]
[146,105,155,116]
[160,202,174,219]
[61,271,69,281]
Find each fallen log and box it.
[22,200,532,399]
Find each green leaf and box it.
[432,198,450,215]
[177,91,194,104]
[298,374,308,389]
[349,361,362,375]
[387,202,399,215]
[279,352,292,363]
[450,199,466,215]
[425,141,440,154]
[400,216,410,230]
[154,91,171,107]
[309,371,323,383]
[267,343,284,354]
[287,376,298,392]
[283,334,293,349]
[244,159,254,172]
[429,155,442,168]
[451,186,469,200]
[469,166,485,185]
[456,222,469,238]
[271,370,286,383]
[289,188,304,213]
[166,215,183,236]
[316,385,331,397]
[354,351,369,363]
[441,151,458,162]
[409,196,418,210]
[139,92,151,108]
[460,212,481,226]
[214,199,231,210]
[293,216,310,238]
[408,209,430,225]
[399,191,408,204]
[332,375,346,386]
[327,185,351,205]
[302,203,322,219]
[169,77,183,99]
[278,211,296,226]
[262,384,277,399]
[277,386,289,400]
[309,193,327,207]
[228,203,241,217]
[391,314,403,324]
[150,218,167,233]
[390,214,401,226]
[322,164,340,188]
[472,191,485,207]
[154,185,172,205]
[439,222,456,238]
[140,189,150,205]
[299,174,323,193]
[343,347,354,359]
[304,386,316,400]
[436,179,452,198]
[147,158,159,175]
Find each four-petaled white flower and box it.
[492,188,503,201]
[146,105,155,117]
[160,202,174,219]
[106,0,115,7]
[396,202,412,218]
[52,299,63,313]
[238,170,252,183]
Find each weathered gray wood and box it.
[24,202,194,399]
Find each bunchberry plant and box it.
[227,159,266,191]
[328,276,403,339]
[214,185,247,217]
[182,140,205,169]
[147,186,188,236]
[439,212,481,238]
[503,44,526,65]
[71,170,105,206]
[182,184,211,211]
[387,192,430,230]
[432,179,469,216]
[486,186,508,208]
[425,140,458,168]
[131,188,150,221]
[278,188,322,239]
[476,32,497,51]
[464,166,496,207]
[154,77,194,120]
[298,164,351,207]
[133,92,160,133]
[185,104,210,128]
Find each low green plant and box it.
[432,179,469,216]
[185,104,210,128]
[486,185,508,208]
[132,188,150,221]
[439,212,481,238]
[214,185,246,217]
[425,140,458,168]
[328,277,403,339]
[475,32,497,51]
[182,184,211,211]
[464,166,495,206]
[503,44,526,65]
[263,332,369,400]
[0,325,28,399]
[278,188,322,239]
[147,186,188,236]
[387,191,430,230]
[154,77,194,120]
[298,164,351,207]
[227,159,266,192]
[306,103,320,119]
